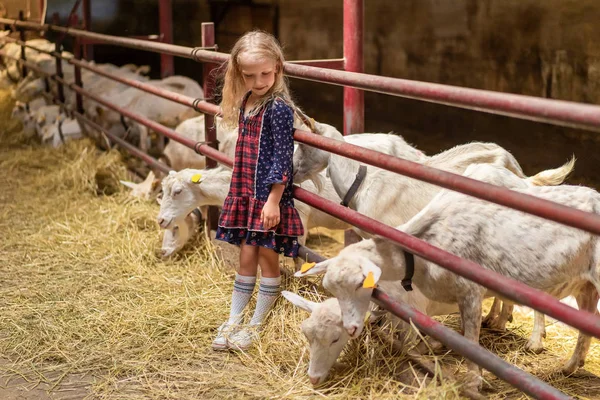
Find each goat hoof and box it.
[524,340,544,354]
[560,358,584,376]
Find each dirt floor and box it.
[1,89,600,399]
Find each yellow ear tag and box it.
[363,271,376,289]
[300,262,316,274]
[190,173,202,183]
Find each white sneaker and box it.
[227,326,260,351]
[212,322,238,351]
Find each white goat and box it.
[32,105,62,138]
[40,116,84,148]
[292,120,427,186]
[120,115,239,201]
[296,127,574,331]
[286,163,565,384]
[282,282,459,386]
[156,167,351,258]
[297,166,600,389]
[98,75,203,152]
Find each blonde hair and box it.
[219,30,299,129]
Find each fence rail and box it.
[5,35,600,238]
[3,17,600,132]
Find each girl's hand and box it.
[261,200,280,230]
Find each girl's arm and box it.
[262,100,295,229]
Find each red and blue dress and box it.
[216,92,304,257]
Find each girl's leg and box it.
[228,246,281,350]
[212,240,259,350]
[249,246,281,326]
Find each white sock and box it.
[227,273,256,325]
[249,275,281,326]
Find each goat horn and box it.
[119,180,138,190]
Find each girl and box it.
[212,31,304,351]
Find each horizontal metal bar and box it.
[0,37,220,115]
[288,58,346,70]
[372,289,570,400]
[2,37,202,111]
[67,57,219,115]
[73,111,171,174]
[282,63,600,133]
[5,46,600,237]
[293,130,600,236]
[77,34,164,45]
[3,18,600,133]
[292,186,600,340]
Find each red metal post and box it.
[82,0,93,60]
[18,10,27,77]
[52,13,65,105]
[201,22,219,233]
[159,0,174,77]
[343,0,364,135]
[72,15,84,115]
[343,0,365,247]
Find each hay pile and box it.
[0,88,599,399]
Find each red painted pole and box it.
[39,0,45,21]
[18,11,27,77]
[82,0,93,60]
[201,22,219,233]
[343,0,364,136]
[6,39,600,238]
[159,0,174,77]
[72,15,84,115]
[343,0,365,247]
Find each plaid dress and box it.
[215,92,304,257]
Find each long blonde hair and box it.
[219,30,298,129]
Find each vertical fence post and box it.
[343,0,364,135]
[52,13,65,106]
[18,10,27,78]
[73,16,84,115]
[159,0,174,77]
[82,0,93,61]
[201,22,219,234]
[343,0,365,247]
[38,0,45,22]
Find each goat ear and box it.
[294,259,330,277]
[360,257,382,289]
[150,178,161,192]
[281,291,316,313]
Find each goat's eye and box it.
[173,188,182,196]
[332,337,340,344]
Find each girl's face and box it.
[239,54,278,97]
